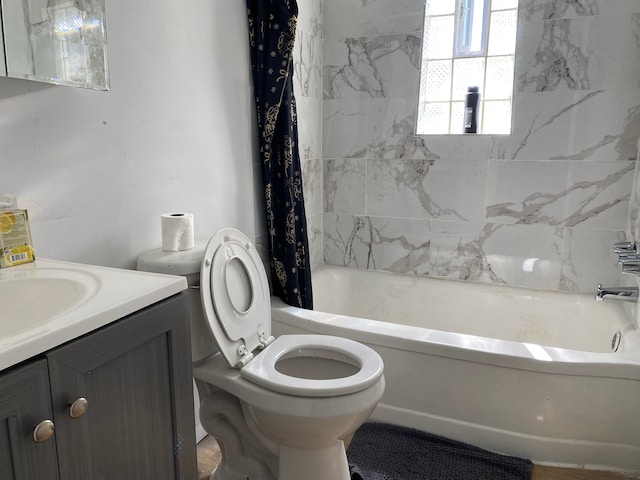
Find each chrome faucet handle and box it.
[596,284,640,301]
[614,241,637,254]
[619,254,640,264]
[622,263,640,275]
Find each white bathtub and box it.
[271,265,640,474]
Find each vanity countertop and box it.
[0,258,187,371]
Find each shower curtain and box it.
[246,0,313,309]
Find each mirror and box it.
[0,0,109,90]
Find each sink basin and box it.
[0,259,187,371]
[0,269,99,337]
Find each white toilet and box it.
[138,228,385,480]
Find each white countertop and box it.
[0,258,187,371]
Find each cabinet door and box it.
[47,293,197,480]
[0,360,59,480]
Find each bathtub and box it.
[270,265,640,473]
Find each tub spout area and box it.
[595,284,639,302]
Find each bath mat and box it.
[347,423,533,480]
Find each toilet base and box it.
[279,442,351,480]
[196,380,277,480]
[193,356,385,480]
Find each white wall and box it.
[0,0,260,269]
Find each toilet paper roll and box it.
[161,213,195,251]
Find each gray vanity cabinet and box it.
[0,360,59,479]
[0,292,197,480]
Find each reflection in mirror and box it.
[417,0,518,135]
[1,0,109,90]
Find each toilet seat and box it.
[240,335,384,397]
[200,229,383,398]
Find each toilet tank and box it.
[136,244,218,362]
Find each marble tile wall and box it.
[320,0,640,293]
[295,0,324,269]
[630,142,640,244]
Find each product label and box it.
[0,210,35,268]
[464,107,473,128]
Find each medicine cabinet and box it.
[0,0,109,90]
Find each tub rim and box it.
[271,298,640,381]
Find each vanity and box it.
[0,259,197,479]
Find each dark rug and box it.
[347,423,533,480]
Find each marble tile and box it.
[490,90,640,162]
[302,157,322,217]
[323,213,520,285]
[418,134,494,161]
[361,217,494,279]
[317,0,640,295]
[323,213,568,289]
[323,99,369,159]
[516,18,591,92]
[516,15,640,92]
[369,98,438,160]
[482,223,564,290]
[486,160,570,226]
[486,160,634,230]
[297,0,322,38]
[591,14,640,91]
[559,227,625,293]
[323,158,366,215]
[324,34,421,100]
[324,38,383,100]
[325,213,611,290]
[323,0,424,39]
[519,0,598,21]
[306,212,323,269]
[323,213,374,269]
[628,143,640,241]
[324,214,624,293]
[253,232,271,281]
[519,0,640,22]
[294,29,323,99]
[366,159,487,222]
[551,162,632,229]
[296,96,322,161]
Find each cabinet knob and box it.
[69,397,89,419]
[33,420,55,443]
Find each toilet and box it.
[138,228,385,480]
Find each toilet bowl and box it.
[142,228,385,480]
[193,344,384,480]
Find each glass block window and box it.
[417,0,518,135]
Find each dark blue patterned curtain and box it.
[246,0,313,309]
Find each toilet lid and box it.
[200,228,273,368]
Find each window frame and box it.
[453,0,491,59]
